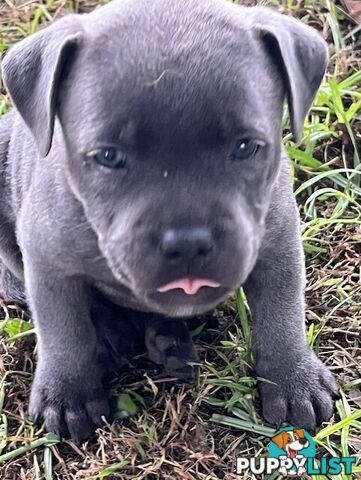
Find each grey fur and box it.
[0,0,337,442]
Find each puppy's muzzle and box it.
[157,226,220,295]
[160,227,213,263]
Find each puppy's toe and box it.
[319,368,339,398]
[65,408,94,444]
[86,397,110,426]
[164,355,196,382]
[289,397,316,432]
[312,390,334,426]
[29,388,44,423]
[260,388,287,426]
[43,405,68,439]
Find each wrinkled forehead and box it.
[60,10,284,150]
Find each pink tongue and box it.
[289,449,297,459]
[157,278,221,295]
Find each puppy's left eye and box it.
[231,139,260,160]
[87,147,127,169]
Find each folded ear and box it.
[254,9,328,143]
[272,431,287,450]
[1,16,83,157]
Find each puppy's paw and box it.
[29,365,109,444]
[257,352,338,432]
[145,318,198,382]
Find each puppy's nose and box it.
[161,227,213,261]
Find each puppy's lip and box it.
[157,278,221,295]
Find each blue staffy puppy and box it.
[0,0,338,443]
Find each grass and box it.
[0,0,360,478]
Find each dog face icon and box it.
[272,429,309,458]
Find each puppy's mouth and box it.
[157,278,221,295]
[288,448,298,458]
[146,277,229,317]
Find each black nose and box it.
[161,227,213,261]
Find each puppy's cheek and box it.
[234,226,260,285]
[104,251,134,285]
[245,232,262,275]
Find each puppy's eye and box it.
[87,147,127,169]
[231,139,260,160]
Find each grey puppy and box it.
[0,0,338,442]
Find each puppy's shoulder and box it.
[263,151,301,244]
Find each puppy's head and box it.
[2,0,328,316]
[272,429,309,455]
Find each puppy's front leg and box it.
[244,194,338,431]
[26,263,109,443]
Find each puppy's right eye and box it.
[86,147,127,169]
[231,139,260,160]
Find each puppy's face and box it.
[272,429,309,456]
[58,5,284,316]
[3,0,327,317]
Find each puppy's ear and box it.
[255,9,328,143]
[272,432,287,450]
[1,16,83,157]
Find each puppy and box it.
[0,0,338,442]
